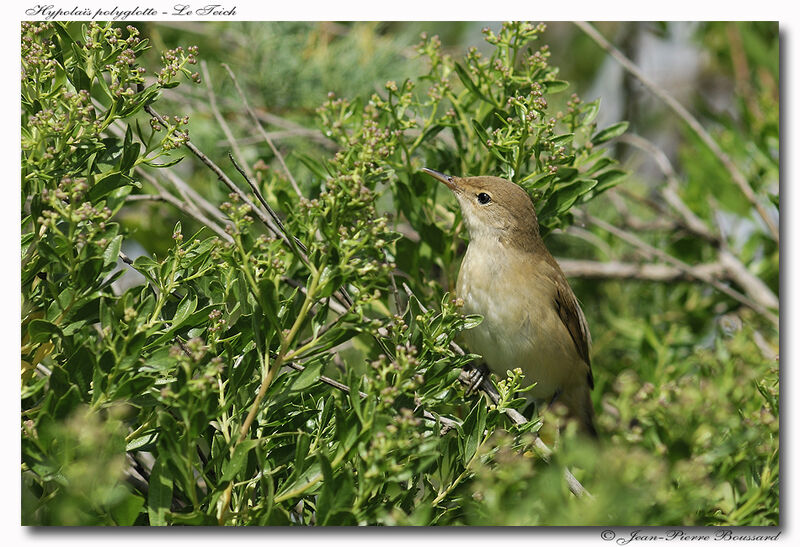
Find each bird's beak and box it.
[422,167,457,191]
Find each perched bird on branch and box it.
[423,168,597,436]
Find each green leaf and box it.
[92,365,107,405]
[454,62,495,105]
[111,493,145,526]
[120,141,141,173]
[593,168,628,194]
[230,348,257,390]
[28,319,62,344]
[552,153,575,166]
[77,257,103,285]
[471,119,506,163]
[583,155,615,175]
[317,264,342,299]
[555,166,578,182]
[290,361,323,392]
[349,374,364,425]
[462,314,483,330]
[48,365,70,397]
[540,178,598,218]
[131,255,159,281]
[296,152,330,180]
[53,385,82,419]
[769,193,779,208]
[140,347,176,372]
[111,376,154,399]
[102,235,124,268]
[316,452,356,525]
[169,511,211,525]
[256,276,281,330]
[147,458,173,526]
[550,133,574,147]
[294,433,312,476]
[334,405,359,458]
[221,439,258,482]
[274,434,314,501]
[312,324,360,356]
[591,121,629,145]
[418,123,447,145]
[172,290,198,329]
[520,171,556,189]
[69,66,92,92]
[63,346,95,396]
[581,98,601,126]
[52,23,75,56]
[461,398,487,465]
[315,451,335,523]
[542,79,570,93]
[87,172,139,202]
[145,155,185,169]
[126,431,158,452]
[256,457,276,525]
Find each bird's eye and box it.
[477,192,491,205]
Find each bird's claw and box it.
[464,363,490,396]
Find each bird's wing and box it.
[553,279,594,389]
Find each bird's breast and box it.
[456,239,582,399]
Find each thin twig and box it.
[174,86,338,149]
[611,192,778,311]
[606,190,680,233]
[103,117,232,231]
[160,169,229,224]
[214,129,332,148]
[136,166,229,231]
[142,109,355,320]
[144,105,294,251]
[617,133,720,244]
[227,153,298,252]
[118,250,134,266]
[580,212,778,326]
[388,269,405,316]
[558,258,726,282]
[615,133,777,312]
[606,188,684,237]
[221,63,304,197]
[201,60,254,181]
[718,249,779,311]
[293,302,353,351]
[455,363,590,497]
[226,153,355,312]
[574,21,778,242]
[562,226,613,259]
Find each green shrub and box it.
[21,21,778,526]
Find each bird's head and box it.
[422,168,541,248]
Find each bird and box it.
[422,167,597,436]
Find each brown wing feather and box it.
[553,276,594,389]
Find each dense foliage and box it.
[21,21,778,526]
